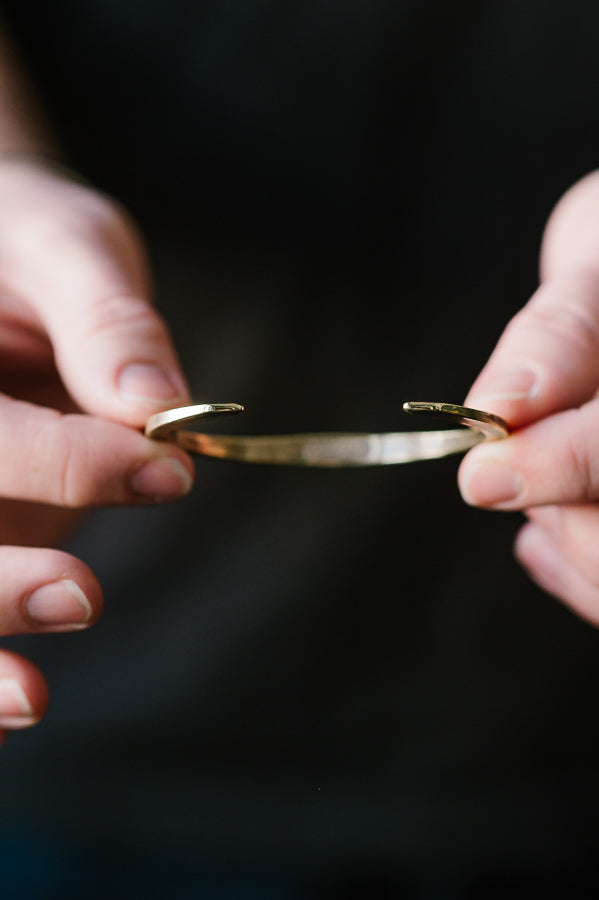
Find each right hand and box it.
[458,170,599,627]
[0,157,196,741]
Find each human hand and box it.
[458,170,599,625]
[0,157,195,739]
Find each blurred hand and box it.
[458,169,599,626]
[0,157,195,740]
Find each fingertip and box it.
[52,293,191,427]
[465,366,540,429]
[458,442,525,510]
[0,652,49,729]
[0,678,38,729]
[52,549,104,612]
[25,579,94,631]
[0,546,104,635]
[28,548,104,623]
[115,362,190,424]
[129,452,194,501]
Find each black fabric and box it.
[2,1,599,892]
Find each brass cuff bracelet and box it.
[145,402,508,468]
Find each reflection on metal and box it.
[145,401,508,468]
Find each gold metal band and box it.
[145,401,508,468]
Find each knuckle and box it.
[88,292,156,330]
[80,293,166,347]
[38,416,134,509]
[5,404,105,509]
[526,290,599,358]
[46,417,93,508]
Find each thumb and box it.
[459,274,599,510]
[458,171,599,510]
[463,274,599,432]
[463,170,599,431]
[0,162,189,426]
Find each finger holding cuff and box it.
[458,400,599,510]
[464,276,599,432]
[0,160,191,427]
[0,394,194,507]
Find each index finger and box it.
[466,171,599,430]
[465,274,599,430]
[0,162,190,426]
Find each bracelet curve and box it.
[145,401,508,468]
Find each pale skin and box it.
[0,28,195,741]
[459,169,599,627]
[2,33,599,741]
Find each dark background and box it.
[1,2,599,896]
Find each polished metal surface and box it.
[146,403,244,441]
[145,401,508,468]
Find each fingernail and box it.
[118,363,187,405]
[469,367,538,405]
[25,579,92,630]
[461,462,525,508]
[0,678,37,729]
[130,457,193,500]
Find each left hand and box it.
[0,157,195,741]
